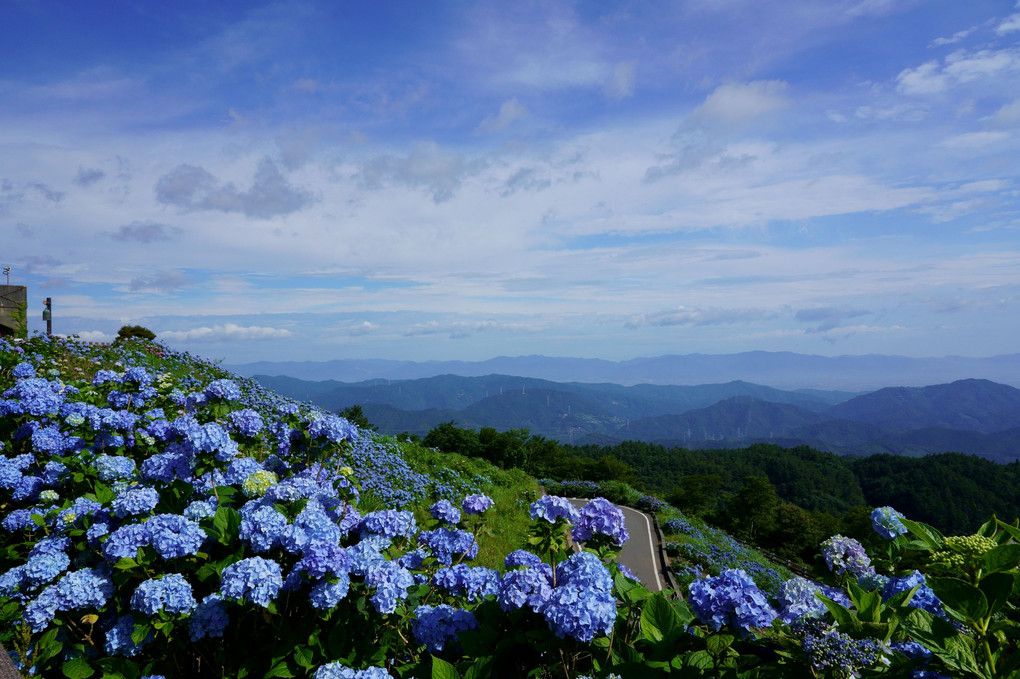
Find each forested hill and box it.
[255,373,1020,462]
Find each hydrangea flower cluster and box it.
[688,569,778,635]
[872,506,908,539]
[882,570,945,617]
[820,535,875,578]
[530,495,579,524]
[571,497,629,547]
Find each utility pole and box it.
[42,297,52,336]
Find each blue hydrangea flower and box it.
[556,551,613,593]
[227,408,265,437]
[418,528,478,566]
[239,505,288,553]
[688,569,777,635]
[307,414,356,443]
[530,495,579,524]
[571,497,629,547]
[220,557,283,608]
[358,510,417,540]
[23,550,70,588]
[883,571,945,617]
[95,454,136,482]
[777,577,850,624]
[313,664,392,679]
[498,566,553,613]
[432,564,500,602]
[147,514,205,559]
[871,506,908,539]
[429,499,461,525]
[103,522,151,561]
[105,614,150,657]
[413,604,479,652]
[364,561,415,614]
[12,362,36,378]
[131,573,197,616]
[801,624,880,674]
[504,549,544,569]
[309,573,351,610]
[190,593,229,641]
[111,486,160,518]
[205,379,240,401]
[541,583,616,642]
[295,541,350,580]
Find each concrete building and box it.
[0,285,28,338]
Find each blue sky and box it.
[3,0,1019,364]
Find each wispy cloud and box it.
[159,324,294,342]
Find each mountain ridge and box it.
[228,351,1020,391]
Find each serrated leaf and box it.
[640,592,681,643]
[980,572,1014,618]
[264,658,296,678]
[431,655,461,679]
[984,544,1020,573]
[62,657,95,679]
[464,656,493,679]
[706,633,734,658]
[901,518,945,551]
[929,577,987,623]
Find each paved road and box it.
[569,499,666,592]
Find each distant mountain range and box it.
[252,371,1020,463]
[228,351,1020,391]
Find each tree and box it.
[115,325,156,342]
[723,476,779,541]
[339,405,377,432]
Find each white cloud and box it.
[996,12,1020,35]
[939,131,1011,149]
[689,80,790,128]
[626,306,779,328]
[477,98,528,132]
[72,330,114,343]
[896,61,950,95]
[604,61,637,100]
[159,324,293,342]
[898,47,1020,95]
[987,99,1020,127]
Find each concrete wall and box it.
[0,285,28,337]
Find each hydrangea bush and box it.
[2,334,1019,679]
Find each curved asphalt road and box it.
[569,498,666,592]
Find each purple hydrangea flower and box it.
[571,497,629,547]
[821,535,874,578]
[461,494,494,515]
